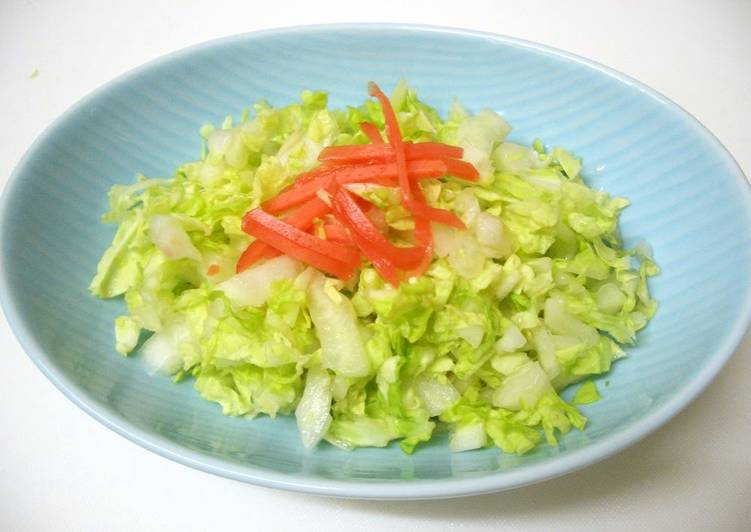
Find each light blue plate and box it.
[2,24,750,499]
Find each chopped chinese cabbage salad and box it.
[90,81,658,454]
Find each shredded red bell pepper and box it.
[368,82,467,231]
[262,160,446,214]
[367,82,413,208]
[323,223,353,244]
[406,180,435,278]
[236,81,482,286]
[359,121,384,144]
[331,189,425,270]
[348,230,400,287]
[237,197,331,273]
[404,197,466,229]
[318,142,463,166]
[443,157,480,182]
[243,209,359,280]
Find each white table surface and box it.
[2,1,750,530]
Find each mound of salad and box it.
[90,81,658,454]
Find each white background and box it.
[1,1,750,530]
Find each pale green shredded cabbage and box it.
[572,380,602,405]
[90,82,658,454]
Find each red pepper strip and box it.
[366,85,465,234]
[409,143,463,160]
[262,160,446,214]
[279,196,332,228]
[335,160,445,183]
[289,162,388,189]
[411,184,432,244]
[360,122,384,144]
[443,157,480,182]
[237,197,331,272]
[318,142,463,165]
[368,82,413,207]
[243,209,359,280]
[349,229,400,287]
[287,165,335,189]
[332,189,425,270]
[404,198,466,229]
[323,224,353,244]
[349,174,398,188]
[262,174,334,214]
[405,186,435,278]
[406,225,433,278]
[250,209,360,264]
[236,241,275,273]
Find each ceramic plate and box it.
[2,24,750,499]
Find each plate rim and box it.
[1,22,750,500]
